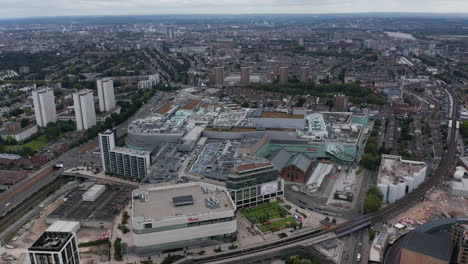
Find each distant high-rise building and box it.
[32,87,57,127]
[97,78,115,112]
[214,67,225,87]
[73,89,96,131]
[333,94,348,112]
[299,67,310,83]
[240,67,251,86]
[166,26,175,39]
[19,66,30,74]
[298,37,304,47]
[279,67,289,85]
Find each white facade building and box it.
[377,154,427,203]
[138,75,160,89]
[32,87,57,127]
[97,78,115,112]
[73,89,96,131]
[132,182,236,254]
[99,129,151,180]
[0,124,38,142]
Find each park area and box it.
[3,134,50,152]
[240,201,298,233]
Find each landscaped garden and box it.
[240,201,300,233]
[258,216,298,232]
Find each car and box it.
[357,253,361,262]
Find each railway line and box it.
[191,89,459,264]
[0,176,68,234]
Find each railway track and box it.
[0,176,68,234]
[192,89,459,264]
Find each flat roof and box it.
[156,102,175,114]
[235,162,272,173]
[261,112,304,119]
[182,100,201,110]
[379,154,426,185]
[133,183,234,222]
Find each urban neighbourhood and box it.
[0,12,467,264]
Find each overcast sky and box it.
[0,0,467,19]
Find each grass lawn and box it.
[4,134,52,152]
[240,201,287,222]
[258,217,297,233]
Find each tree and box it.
[45,125,60,141]
[364,143,377,155]
[369,229,376,241]
[360,153,381,170]
[364,186,383,214]
[20,118,29,128]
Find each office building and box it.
[73,89,96,131]
[32,87,57,127]
[279,67,289,85]
[99,129,151,180]
[226,162,284,208]
[132,182,237,254]
[97,78,115,112]
[214,67,224,87]
[240,67,251,86]
[166,26,175,39]
[28,226,80,264]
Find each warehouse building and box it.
[132,182,236,255]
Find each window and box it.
[145,223,152,229]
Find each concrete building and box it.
[28,228,80,264]
[0,123,38,142]
[138,75,160,90]
[73,89,96,131]
[214,67,225,87]
[449,166,468,197]
[333,94,348,112]
[300,67,310,83]
[240,67,251,86]
[131,182,236,254]
[166,26,175,39]
[279,67,289,85]
[451,224,468,264]
[97,78,115,112]
[177,126,204,152]
[377,154,427,203]
[32,87,57,127]
[99,129,151,180]
[227,162,284,208]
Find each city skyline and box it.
[1,0,468,19]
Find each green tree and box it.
[20,118,30,128]
[360,153,381,170]
[363,186,383,214]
